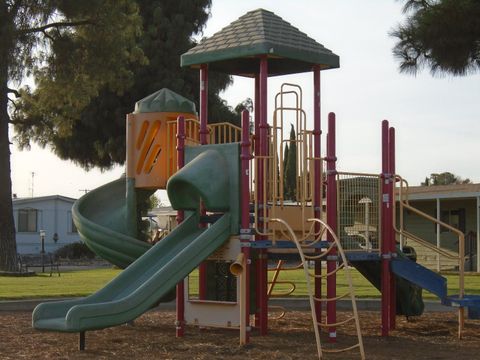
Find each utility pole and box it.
[78,189,89,194]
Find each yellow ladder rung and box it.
[317,316,355,327]
[313,291,350,302]
[322,343,360,353]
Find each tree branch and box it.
[17,19,93,35]
[7,88,20,98]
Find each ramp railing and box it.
[394,175,466,338]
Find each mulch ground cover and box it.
[1,309,479,359]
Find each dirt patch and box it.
[1,310,479,359]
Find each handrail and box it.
[394,175,465,300]
[394,174,465,339]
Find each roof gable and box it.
[181,9,339,77]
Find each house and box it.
[398,183,480,272]
[13,195,81,254]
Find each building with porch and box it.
[399,183,480,272]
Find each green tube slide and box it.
[33,143,239,333]
[72,177,152,269]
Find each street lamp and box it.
[39,230,46,273]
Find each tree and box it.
[13,1,237,170]
[1,1,143,271]
[421,172,472,186]
[284,124,297,200]
[391,0,480,76]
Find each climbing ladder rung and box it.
[317,316,355,327]
[309,263,345,278]
[314,291,350,302]
[322,343,360,353]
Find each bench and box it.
[18,253,60,276]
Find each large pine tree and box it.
[14,0,237,170]
[392,0,480,76]
[1,0,143,271]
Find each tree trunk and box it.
[0,5,18,272]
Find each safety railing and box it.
[394,175,466,337]
[336,172,382,252]
[166,119,243,179]
[269,218,365,359]
[252,83,322,243]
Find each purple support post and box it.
[313,66,322,323]
[176,115,186,337]
[326,112,337,342]
[198,64,208,299]
[241,110,252,343]
[256,56,269,335]
[381,120,391,336]
[388,126,396,330]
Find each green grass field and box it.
[1,266,480,301]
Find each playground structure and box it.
[32,9,480,359]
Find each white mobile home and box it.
[13,195,81,254]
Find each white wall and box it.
[13,197,81,254]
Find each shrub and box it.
[54,242,96,259]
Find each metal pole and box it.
[240,110,252,343]
[380,120,391,336]
[313,66,322,324]
[40,230,45,273]
[437,198,441,272]
[477,196,480,273]
[176,115,186,337]
[198,64,209,299]
[199,64,209,145]
[388,126,396,331]
[256,56,269,335]
[326,112,337,343]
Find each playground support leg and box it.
[326,113,337,342]
[176,115,186,337]
[79,331,85,351]
[198,64,209,300]
[388,127,396,330]
[381,120,391,336]
[313,66,322,324]
[240,110,252,343]
[255,56,269,336]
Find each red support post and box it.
[198,64,209,299]
[176,115,186,337]
[256,56,269,335]
[326,112,337,342]
[313,66,322,323]
[199,64,209,145]
[381,119,391,336]
[388,126,396,330]
[254,74,260,156]
[241,110,252,342]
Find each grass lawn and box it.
[0,268,121,300]
[1,266,480,301]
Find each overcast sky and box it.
[11,0,480,201]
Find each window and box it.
[18,208,38,232]
[437,208,466,233]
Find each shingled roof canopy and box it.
[181,9,339,77]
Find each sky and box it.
[10,0,480,202]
